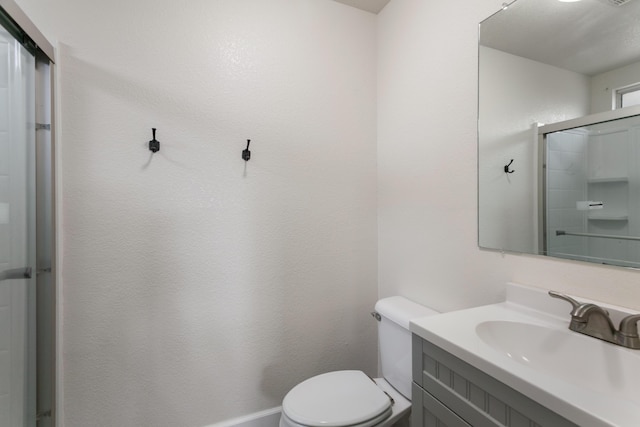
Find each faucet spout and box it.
[549,291,640,349]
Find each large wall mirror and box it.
[478,0,640,268]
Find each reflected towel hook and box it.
[504,159,515,174]
[149,128,160,153]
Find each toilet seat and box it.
[281,370,393,427]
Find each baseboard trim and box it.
[206,407,282,427]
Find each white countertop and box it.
[409,282,640,427]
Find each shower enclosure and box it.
[0,2,55,426]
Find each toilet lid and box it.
[282,370,392,427]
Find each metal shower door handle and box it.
[0,267,33,281]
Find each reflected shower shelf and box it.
[587,213,628,221]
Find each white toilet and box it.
[279,296,438,427]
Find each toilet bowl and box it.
[279,297,438,427]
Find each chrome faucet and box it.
[549,291,640,350]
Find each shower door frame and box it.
[0,1,57,426]
[538,104,640,266]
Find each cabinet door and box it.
[414,335,578,427]
[412,383,470,427]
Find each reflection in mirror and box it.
[478,0,640,268]
[541,109,640,267]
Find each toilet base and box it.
[372,378,411,427]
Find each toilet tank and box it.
[375,296,438,400]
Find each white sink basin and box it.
[410,283,640,427]
[475,320,640,401]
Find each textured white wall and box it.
[15,0,378,426]
[377,0,640,313]
[377,0,513,310]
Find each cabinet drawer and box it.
[412,334,578,427]
[412,383,471,427]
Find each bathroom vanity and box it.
[409,283,640,427]
[410,335,576,427]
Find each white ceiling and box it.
[332,0,391,14]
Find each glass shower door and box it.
[0,27,36,427]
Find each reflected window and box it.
[615,84,640,109]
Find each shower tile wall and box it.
[546,129,588,259]
[0,28,34,427]
[586,127,631,264]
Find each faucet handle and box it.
[618,314,640,338]
[548,291,610,319]
[548,291,582,312]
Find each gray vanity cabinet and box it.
[411,335,578,427]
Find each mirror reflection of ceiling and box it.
[480,0,640,76]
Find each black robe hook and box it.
[242,139,251,161]
[149,128,160,153]
[504,159,515,174]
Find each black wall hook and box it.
[504,159,515,174]
[149,128,160,153]
[242,139,251,161]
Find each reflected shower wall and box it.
[545,129,589,260]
